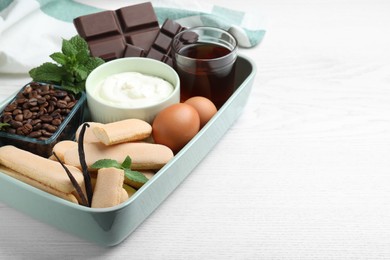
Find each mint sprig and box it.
[91,156,149,185]
[0,123,10,130]
[29,35,104,94]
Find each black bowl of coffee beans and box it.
[0,82,86,158]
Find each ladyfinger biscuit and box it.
[0,145,84,194]
[75,122,104,143]
[123,183,137,197]
[0,165,79,204]
[92,119,152,145]
[63,142,173,171]
[51,140,78,162]
[91,167,125,208]
[140,170,155,180]
[120,188,129,203]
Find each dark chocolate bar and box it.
[73,2,159,60]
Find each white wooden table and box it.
[1,0,390,258]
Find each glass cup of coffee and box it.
[172,27,238,109]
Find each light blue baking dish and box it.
[0,55,256,246]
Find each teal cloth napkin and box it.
[0,0,266,74]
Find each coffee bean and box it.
[36,111,44,118]
[4,103,17,112]
[33,123,42,131]
[56,100,67,108]
[2,114,12,123]
[22,102,30,109]
[24,85,32,94]
[47,104,55,113]
[28,98,38,107]
[17,123,33,135]
[40,101,48,108]
[40,115,53,123]
[42,123,51,129]
[28,90,38,99]
[39,107,47,114]
[16,98,27,105]
[61,109,71,114]
[23,110,33,119]
[52,118,62,126]
[67,101,76,109]
[37,97,46,104]
[40,84,50,92]
[12,109,22,116]
[14,114,23,122]
[30,106,39,112]
[52,111,62,118]
[46,125,57,133]
[28,131,42,138]
[41,130,53,137]
[31,119,41,125]
[10,120,23,128]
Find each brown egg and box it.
[184,96,217,128]
[152,103,200,153]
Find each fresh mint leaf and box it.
[85,57,105,72]
[91,159,122,170]
[121,156,132,169]
[73,66,89,82]
[60,85,77,94]
[50,52,67,66]
[61,81,85,94]
[0,123,10,130]
[62,74,75,86]
[69,35,89,53]
[61,37,77,57]
[76,49,90,64]
[124,169,149,184]
[29,62,64,82]
[121,156,148,184]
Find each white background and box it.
[1,0,390,259]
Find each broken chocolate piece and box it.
[179,31,199,43]
[146,19,185,65]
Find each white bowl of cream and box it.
[86,58,180,123]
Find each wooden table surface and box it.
[1,0,390,259]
